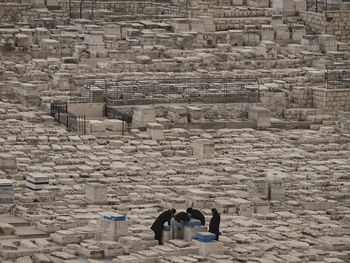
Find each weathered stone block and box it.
[192,238,224,256]
[0,179,14,203]
[248,106,271,128]
[147,122,164,140]
[85,183,107,203]
[132,106,156,127]
[193,139,215,159]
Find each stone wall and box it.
[301,11,324,34]
[313,88,350,112]
[290,86,313,108]
[0,3,32,23]
[288,86,350,113]
[302,11,350,42]
[112,102,259,121]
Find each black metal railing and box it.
[326,62,350,89]
[306,0,350,12]
[104,77,260,106]
[70,84,108,104]
[68,0,188,19]
[104,104,131,134]
[50,101,87,134]
[69,78,260,106]
[50,101,68,116]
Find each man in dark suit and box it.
[187,207,205,226]
[151,209,176,245]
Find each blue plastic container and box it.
[194,232,216,242]
[185,220,202,227]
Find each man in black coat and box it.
[174,211,190,222]
[151,209,176,245]
[209,208,220,241]
[186,207,205,226]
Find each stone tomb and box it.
[186,106,205,124]
[231,198,254,217]
[167,105,188,124]
[215,199,236,214]
[85,183,107,204]
[261,25,274,41]
[88,120,106,133]
[26,173,49,191]
[267,170,285,201]
[248,178,268,199]
[96,212,128,241]
[0,153,17,170]
[183,220,207,242]
[170,218,185,240]
[193,139,215,159]
[272,0,295,14]
[248,106,271,128]
[51,230,82,245]
[132,106,156,127]
[147,122,164,140]
[15,33,29,50]
[15,83,40,107]
[252,198,270,214]
[0,179,14,203]
[105,119,127,133]
[192,232,224,256]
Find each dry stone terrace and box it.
[1,0,350,262]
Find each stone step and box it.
[0,214,30,227]
[15,226,50,239]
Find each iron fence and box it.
[70,84,108,104]
[326,62,350,89]
[104,104,131,134]
[306,0,350,12]
[68,0,188,20]
[50,101,87,134]
[105,78,260,106]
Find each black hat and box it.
[186,208,192,213]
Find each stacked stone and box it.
[303,11,350,42]
[26,172,49,191]
[291,86,314,108]
[313,88,350,112]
